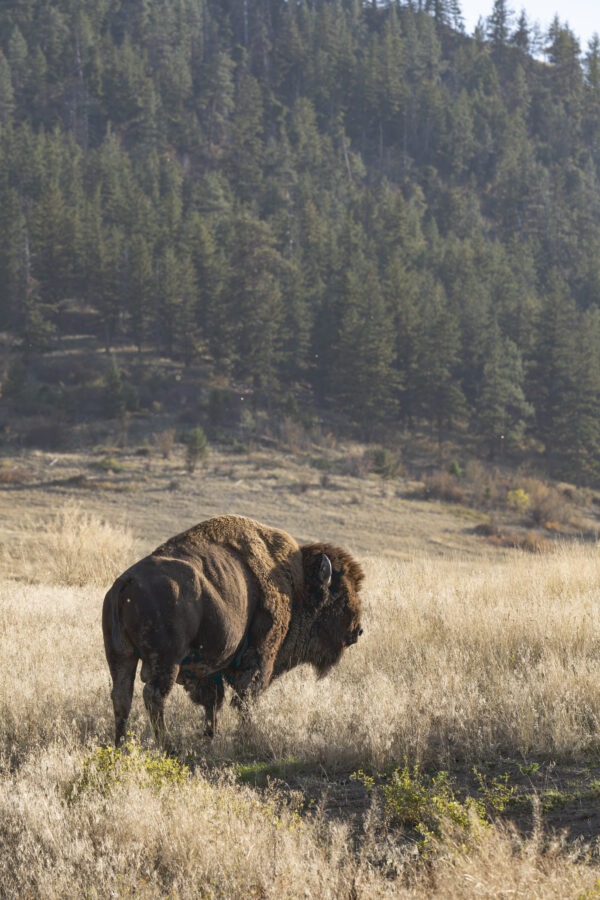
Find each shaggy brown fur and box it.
[102,515,364,746]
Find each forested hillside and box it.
[1,0,600,482]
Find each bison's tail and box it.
[105,575,134,654]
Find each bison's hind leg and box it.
[142,661,180,749]
[108,652,138,747]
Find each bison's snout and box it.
[347,625,363,646]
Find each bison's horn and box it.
[318,554,332,586]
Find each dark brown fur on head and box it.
[300,543,364,676]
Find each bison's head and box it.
[301,544,364,677]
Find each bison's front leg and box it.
[224,597,292,709]
[182,676,225,738]
[226,647,261,704]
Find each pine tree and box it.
[197,49,235,159]
[331,255,399,438]
[126,233,155,351]
[545,17,583,117]
[29,178,72,304]
[583,35,600,163]
[181,211,221,345]
[185,426,209,473]
[0,55,15,124]
[474,324,532,459]
[7,27,28,96]
[218,212,286,390]
[528,275,577,463]
[510,9,530,52]
[226,70,265,206]
[96,226,127,351]
[156,245,198,362]
[413,283,467,445]
[551,308,600,483]
[0,186,27,331]
[486,0,513,47]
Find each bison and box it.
[102,514,364,746]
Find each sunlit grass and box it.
[2,514,600,895]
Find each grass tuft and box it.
[5,502,139,587]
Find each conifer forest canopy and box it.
[2,0,600,482]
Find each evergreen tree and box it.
[156,245,198,362]
[545,17,583,116]
[220,213,287,390]
[29,178,72,304]
[126,233,155,351]
[185,425,209,473]
[486,0,513,47]
[331,255,399,437]
[226,70,265,205]
[553,309,600,483]
[95,225,127,351]
[528,276,577,463]
[0,55,15,123]
[197,49,235,159]
[510,9,530,52]
[0,186,27,331]
[474,324,532,459]
[413,283,467,446]
[583,35,600,162]
[7,27,28,96]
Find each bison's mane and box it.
[301,542,365,589]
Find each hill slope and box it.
[1,1,600,481]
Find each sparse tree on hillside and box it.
[185,425,208,473]
[510,9,530,52]
[487,0,513,47]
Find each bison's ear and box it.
[318,554,332,587]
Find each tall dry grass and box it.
[2,512,600,895]
[198,545,600,769]
[3,501,139,586]
[1,742,599,899]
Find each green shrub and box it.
[93,456,125,473]
[369,447,403,478]
[353,763,517,843]
[67,738,189,801]
[447,459,463,479]
[185,426,209,473]
[507,488,530,513]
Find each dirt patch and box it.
[0,446,515,572]
[227,756,600,848]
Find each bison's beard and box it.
[276,610,353,681]
[308,625,346,679]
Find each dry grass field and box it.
[2,445,600,897]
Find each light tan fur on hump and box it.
[155,516,305,645]
[171,515,302,593]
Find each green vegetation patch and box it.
[234,758,313,788]
[92,456,126,474]
[353,763,520,841]
[67,738,190,801]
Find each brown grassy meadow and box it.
[2,448,600,896]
